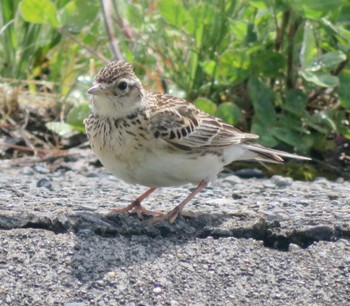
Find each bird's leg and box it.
[148,181,208,224]
[111,187,160,219]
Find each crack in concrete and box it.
[1,212,349,251]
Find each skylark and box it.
[84,61,310,223]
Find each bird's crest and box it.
[95,61,136,83]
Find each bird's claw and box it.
[111,201,161,220]
[145,208,197,224]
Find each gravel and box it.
[0,152,349,305]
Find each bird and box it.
[84,60,310,223]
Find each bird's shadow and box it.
[69,210,264,283]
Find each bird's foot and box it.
[111,200,161,220]
[146,207,197,224]
[146,181,208,224]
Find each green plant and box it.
[0,0,66,83]
[0,0,102,135]
[124,0,350,156]
[2,0,349,178]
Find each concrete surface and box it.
[0,153,349,305]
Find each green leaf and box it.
[305,51,347,72]
[66,103,91,131]
[229,20,248,42]
[248,76,276,125]
[338,71,350,108]
[321,18,350,42]
[19,0,59,28]
[201,60,216,77]
[158,0,187,28]
[216,102,242,125]
[342,129,350,140]
[60,0,99,33]
[222,50,250,70]
[249,0,268,9]
[193,97,217,115]
[289,0,342,19]
[255,51,286,76]
[311,133,336,151]
[280,113,310,134]
[246,23,257,45]
[251,122,278,147]
[273,127,313,153]
[216,51,250,81]
[128,4,144,29]
[300,71,339,87]
[188,50,199,86]
[46,122,74,136]
[300,22,318,69]
[307,111,337,134]
[284,89,308,116]
[187,2,215,45]
[333,111,350,140]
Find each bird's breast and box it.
[84,114,154,183]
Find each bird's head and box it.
[87,61,144,118]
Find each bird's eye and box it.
[118,81,128,90]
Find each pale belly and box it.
[94,144,225,187]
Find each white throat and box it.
[91,94,144,119]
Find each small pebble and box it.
[36,178,53,190]
[271,175,293,187]
[153,286,162,294]
[336,177,344,183]
[328,194,339,200]
[288,243,302,252]
[106,271,116,278]
[21,167,34,175]
[86,172,98,177]
[234,168,263,178]
[222,175,242,185]
[263,183,275,188]
[33,164,50,174]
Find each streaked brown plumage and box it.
[84,61,310,223]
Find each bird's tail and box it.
[242,143,311,164]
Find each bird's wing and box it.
[148,93,258,150]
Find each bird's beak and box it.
[87,84,104,96]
